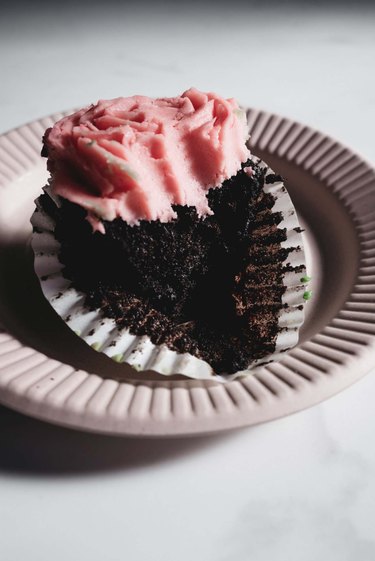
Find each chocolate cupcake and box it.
[31,89,309,380]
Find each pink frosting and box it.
[44,88,250,232]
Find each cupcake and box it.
[31,88,309,380]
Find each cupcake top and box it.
[43,88,250,232]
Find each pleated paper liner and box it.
[30,157,309,382]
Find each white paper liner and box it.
[31,157,310,382]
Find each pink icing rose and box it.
[44,88,250,232]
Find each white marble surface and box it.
[1,2,375,560]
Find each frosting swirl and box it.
[44,88,250,232]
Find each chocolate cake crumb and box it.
[48,159,289,375]
[265,173,283,184]
[41,138,49,158]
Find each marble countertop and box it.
[1,2,375,560]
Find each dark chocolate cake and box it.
[38,158,290,375]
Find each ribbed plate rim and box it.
[0,107,374,436]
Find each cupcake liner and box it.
[31,157,309,381]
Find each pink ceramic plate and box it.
[0,109,374,436]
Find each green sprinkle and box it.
[105,155,138,181]
[83,200,108,218]
[73,329,81,337]
[91,341,101,351]
[119,163,139,181]
[300,275,312,283]
[112,354,124,363]
[303,290,313,301]
[234,108,245,119]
